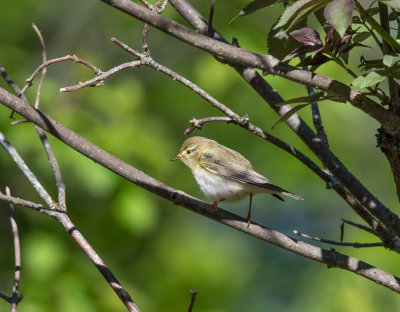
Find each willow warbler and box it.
[171,136,303,226]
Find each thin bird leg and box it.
[246,194,253,228]
[211,198,225,211]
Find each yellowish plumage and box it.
[171,136,303,226]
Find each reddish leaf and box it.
[290,27,323,46]
[325,27,334,43]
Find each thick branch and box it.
[167,0,400,247]
[1,88,400,293]
[99,0,400,136]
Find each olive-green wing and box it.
[199,157,288,193]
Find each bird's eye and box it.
[186,149,191,154]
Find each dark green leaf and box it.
[230,0,279,23]
[274,0,331,31]
[353,32,371,43]
[272,104,310,128]
[275,92,325,106]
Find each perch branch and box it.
[167,0,400,247]
[1,88,400,293]
[110,37,400,250]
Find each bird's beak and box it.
[170,155,182,161]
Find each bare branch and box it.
[184,116,233,134]
[111,36,400,248]
[31,23,66,208]
[99,0,400,136]
[32,23,47,109]
[0,130,55,208]
[187,290,198,312]
[57,213,141,312]
[22,55,102,95]
[6,187,22,312]
[342,219,379,236]
[0,191,60,217]
[207,0,215,36]
[1,88,400,293]
[167,0,400,247]
[60,60,143,92]
[299,55,328,145]
[293,230,383,248]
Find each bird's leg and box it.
[211,198,225,211]
[246,194,253,228]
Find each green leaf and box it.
[275,92,325,106]
[353,32,371,43]
[383,55,400,67]
[230,0,279,23]
[324,0,355,38]
[356,1,400,52]
[274,0,330,31]
[379,0,400,10]
[352,72,386,89]
[268,17,307,60]
[272,104,310,129]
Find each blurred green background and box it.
[1,0,400,311]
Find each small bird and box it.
[170,136,303,227]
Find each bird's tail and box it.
[281,191,303,200]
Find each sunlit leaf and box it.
[275,92,325,106]
[230,0,279,23]
[379,0,400,10]
[290,27,323,46]
[352,72,385,88]
[324,0,355,38]
[272,103,310,128]
[274,0,330,31]
[383,55,400,67]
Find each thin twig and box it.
[208,0,215,36]
[187,289,198,312]
[293,230,383,248]
[0,65,28,104]
[167,0,400,249]
[112,37,333,180]
[32,23,47,109]
[6,187,22,312]
[0,130,55,208]
[60,60,143,92]
[57,213,141,312]
[32,22,67,209]
[22,55,102,95]
[299,55,328,145]
[138,0,153,9]
[0,192,61,217]
[341,219,379,236]
[184,116,233,134]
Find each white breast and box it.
[192,168,249,202]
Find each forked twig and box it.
[293,230,383,248]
